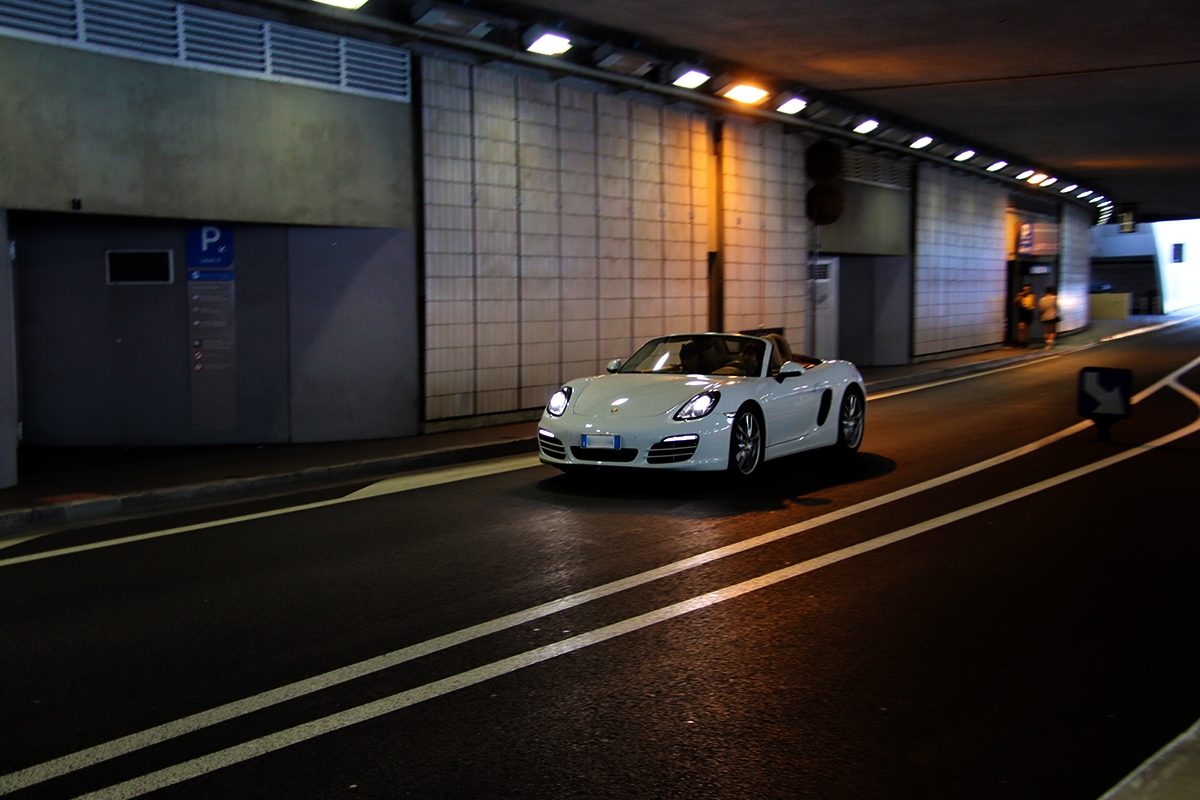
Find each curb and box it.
[864,348,1056,394]
[0,436,539,534]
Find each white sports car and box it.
[537,332,866,476]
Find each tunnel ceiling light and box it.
[954,149,976,162]
[986,160,1008,172]
[411,1,505,37]
[910,136,933,149]
[1016,169,1036,180]
[1060,183,1078,193]
[524,28,572,56]
[853,118,880,134]
[314,0,369,9]
[776,96,807,114]
[1078,189,1093,198]
[1027,173,1049,184]
[670,65,710,89]
[721,83,770,105]
[1041,177,1058,187]
[592,43,657,77]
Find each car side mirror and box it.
[775,361,804,382]
[606,358,622,373]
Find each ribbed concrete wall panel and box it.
[421,57,710,420]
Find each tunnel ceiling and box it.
[486,0,1200,222]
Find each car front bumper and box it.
[536,410,734,471]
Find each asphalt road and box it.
[2,322,1200,799]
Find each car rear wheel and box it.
[729,407,763,476]
[835,387,865,454]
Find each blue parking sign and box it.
[187,226,234,268]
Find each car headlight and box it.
[547,386,572,417]
[674,391,720,421]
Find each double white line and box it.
[4,356,1200,798]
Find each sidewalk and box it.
[0,314,1183,533]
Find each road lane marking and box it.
[68,370,1200,800]
[868,314,1197,401]
[0,454,543,568]
[5,354,1199,796]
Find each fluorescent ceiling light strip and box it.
[910,136,933,149]
[954,149,975,162]
[986,160,1007,172]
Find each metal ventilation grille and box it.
[82,0,177,58]
[181,6,265,72]
[0,0,75,38]
[0,0,411,102]
[270,22,340,85]
[844,151,912,190]
[344,38,410,98]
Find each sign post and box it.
[1077,367,1132,441]
[187,226,237,431]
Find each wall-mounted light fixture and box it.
[668,64,710,89]
[592,43,657,77]
[715,78,770,105]
[313,0,369,10]
[411,1,504,37]
[524,26,572,55]
[775,95,807,114]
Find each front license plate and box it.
[581,434,620,449]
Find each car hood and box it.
[571,374,725,418]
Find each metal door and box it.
[809,257,839,360]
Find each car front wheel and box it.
[729,407,763,476]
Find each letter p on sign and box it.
[187,225,234,268]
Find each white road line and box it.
[5,355,1198,796]
[868,315,1197,401]
[71,371,1200,800]
[0,454,543,569]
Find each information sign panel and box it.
[186,226,234,267]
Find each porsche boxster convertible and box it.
[537,332,865,476]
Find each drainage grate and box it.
[0,0,411,101]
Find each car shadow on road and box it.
[528,450,896,517]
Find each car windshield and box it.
[619,335,765,378]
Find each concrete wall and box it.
[1058,203,1091,332]
[819,180,912,256]
[0,211,16,486]
[720,119,810,338]
[288,227,420,442]
[421,58,714,420]
[913,165,1009,356]
[0,37,414,229]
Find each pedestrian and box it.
[1039,285,1059,349]
[1014,283,1035,346]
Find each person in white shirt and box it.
[1038,286,1059,349]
